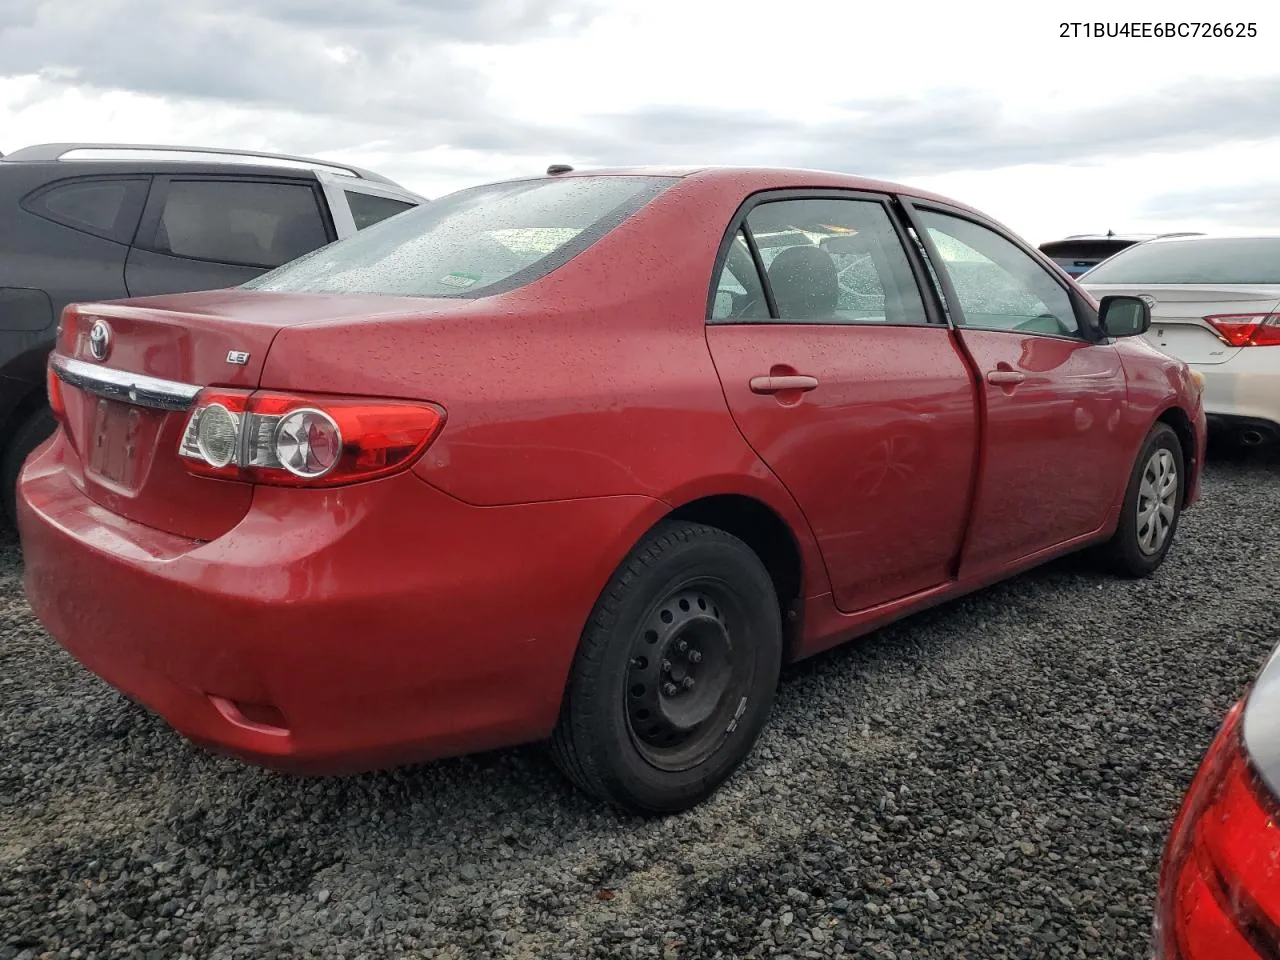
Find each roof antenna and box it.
[1106,229,1115,238]
[546,163,573,175]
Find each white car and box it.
[1081,235,1280,447]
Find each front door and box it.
[704,193,979,613]
[908,205,1132,579]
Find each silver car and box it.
[1082,235,1280,447]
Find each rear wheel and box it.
[2,405,56,526]
[1099,422,1184,578]
[549,521,782,814]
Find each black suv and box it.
[0,143,425,520]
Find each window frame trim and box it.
[132,174,337,271]
[704,188,947,328]
[898,197,1104,343]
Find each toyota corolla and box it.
[18,166,1206,813]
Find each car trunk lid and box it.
[52,290,452,541]
[1082,283,1280,365]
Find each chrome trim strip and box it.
[51,354,201,412]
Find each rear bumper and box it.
[18,433,665,774]
[1193,354,1280,434]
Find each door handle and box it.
[985,369,1026,385]
[749,375,819,394]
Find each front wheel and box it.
[1099,422,1185,578]
[549,521,782,814]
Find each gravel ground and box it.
[2,446,1278,960]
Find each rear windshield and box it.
[244,175,676,298]
[1084,238,1280,285]
[1039,240,1138,261]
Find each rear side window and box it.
[244,175,675,299]
[721,197,929,325]
[23,177,149,244]
[151,180,329,269]
[1083,238,1280,284]
[345,191,416,230]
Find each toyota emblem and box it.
[88,319,112,362]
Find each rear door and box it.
[12,174,151,317]
[704,191,979,613]
[1,174,150,389]
[124,176,335,297]
[905,202,1132,577]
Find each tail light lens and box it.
[1204,314,1280,347]
[46,356,66,423]
[178,389,445,487]
[1154,697,1280,959]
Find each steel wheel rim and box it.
[1136,447,1178,556]
[624,580,753,773]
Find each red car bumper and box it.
[18,435,664,774]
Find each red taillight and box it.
[46,357,66,423]
[178,389,445,487]
[1204,314,1280,347]
[1155,699,1280,959]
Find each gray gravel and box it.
[3,446,1278,960]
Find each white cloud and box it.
[3,0,1279,242]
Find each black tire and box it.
[2,405,56,527]
[549,521,783,815]
[1099,422,1185,578]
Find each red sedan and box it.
[18,166,1206,813]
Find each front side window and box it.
[246,175,676,299]
[1083,237,1280,285]
[153,180,329,269]
[919,211,1080,338]
[740,198,929,325]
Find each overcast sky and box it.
[2,0,1277,244]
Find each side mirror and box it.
[1098,295,1151,338]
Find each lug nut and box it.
[661,659,673,673]
[682,676,695,690]
[676,638,688,654]
[663,682,679,697]
[687,649,702,664]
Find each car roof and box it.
[1042,233,1202,244]
[1,142,406,188]
[1139,232,1280,244]
[518,164,993,219]
[1056,234,1154,241]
